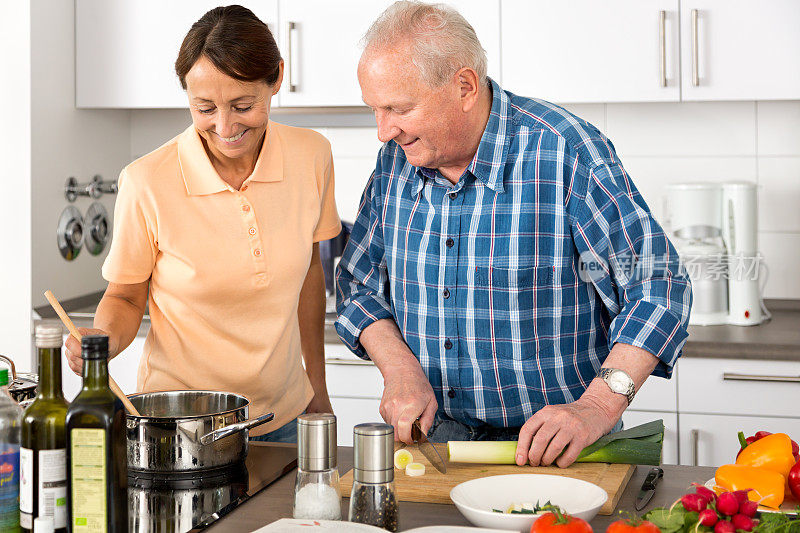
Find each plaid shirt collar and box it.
[410,78,512,197]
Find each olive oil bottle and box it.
[65,336,127,533]
[20,324,69,532]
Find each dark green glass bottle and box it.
[65,336,127,533]
[20,324,69,532]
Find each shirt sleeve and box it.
[312,145,342,242]
[334,170,395,359]
[101,168,158,284]
[569,161,692,378]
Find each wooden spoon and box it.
[44,290,141,417]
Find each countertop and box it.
[207,444,716,532]
[34,293,800,362]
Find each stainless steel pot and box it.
[126,390,274,473]
[0,354,38,406]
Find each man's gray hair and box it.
[361,1,488,87]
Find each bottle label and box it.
[39,449,67,529]
[20,447,32,514]
[0,445,20,531]
[70,429,107,533]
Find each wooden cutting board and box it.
[339,443,635,515]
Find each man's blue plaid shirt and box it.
[335,79,692,428]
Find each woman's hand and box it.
[64,327,113,375]
[306,388,334,414]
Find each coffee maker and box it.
[665,182,768,326]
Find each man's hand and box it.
[515,394,619,468]
[380,367,438,444]
[64,327,114,375]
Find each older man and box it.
[336,1,691,468]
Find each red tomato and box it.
[605,518,661,533]
[531,511,593,533]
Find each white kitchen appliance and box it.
[666,182,767,326]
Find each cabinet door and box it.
[76,0,279,108]
[621,411,678,465]
[330,397,382,446]
[278,1,500,107]
[501,0,680,103]
[679,414,800,467]
[680,0,800,101]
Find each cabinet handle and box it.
[659,11,667,87]
[286,21,297,92]
[691,9,699,86]
[723,372,800,383]
[691,429,699,466]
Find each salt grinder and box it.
[349,423,398,531]
[293,413,341,520]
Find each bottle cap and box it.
[35,323,64,348]
[0,369,8,387]
[81,335,108,359]
[297,413,337,471]
[353,423,394,483]
[34,516,54,533]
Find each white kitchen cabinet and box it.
[679,0,800,101]
[622,410,679,465]
[679,414,800,467]
[76,0,279,108]
[330,397,382,446]
[61,334,145,401]
[278,0,500,107]
[501,0,681,103]
[629,364,678,412]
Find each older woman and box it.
[64,5,341,442]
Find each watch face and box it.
[607,371,630,393]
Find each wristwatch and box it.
[598,368,636,406]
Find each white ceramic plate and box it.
[450,474,608,533]
[704,478,799,514]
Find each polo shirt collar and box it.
[411,78,512,198]
[177,122,284,196]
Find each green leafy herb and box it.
[753,510,800,533]
[492,500,559,514]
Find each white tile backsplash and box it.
[758,157,800,232]
[757,101,800,156]
[606,102,757,157]
[129,96,800,302]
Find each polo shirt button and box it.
[254,249,261,257]
[242,205,250,212]
[444,339,452,350]
[448,388,456,399]
[445,238,454,248]
[442,288,450,299]
[241,185,248,191]
[249,227,256,235]
[448,192,457,200]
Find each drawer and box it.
[330,397,382,447]
[325,360,384,398]
[629,362,678,412]
[678,358,800,417]
[621,410,678,465]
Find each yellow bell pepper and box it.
[735,432,796,478]
[715,464,785,509]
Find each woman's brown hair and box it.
[175,5,282,88]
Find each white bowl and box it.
[449,474,608,533]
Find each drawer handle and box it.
[691,429,699,466]
[691,9,699,86]
[723,372,800,383]
[326,359,375,367]
[286,21,298,92]
[659,10,667,87]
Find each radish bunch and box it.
[681,485,758,533]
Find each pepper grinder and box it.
[293,413,341,520]
[349,423,399,531]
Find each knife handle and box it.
[642,466,664,490]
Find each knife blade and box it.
[635,466,664,511]
[411,419,447,474]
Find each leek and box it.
[447,420,664,466]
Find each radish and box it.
[698,509,719,527]
[731,514,756,532]
[681,493,708,512]
[739,500,758,518]
[733,490,750,506]
[716,492,740,516]
[694,485,717,503]
[714,520,736,533]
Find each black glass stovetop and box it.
[127,443,297,533]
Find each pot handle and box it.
[0,355,17,381]
[199,412,275,445]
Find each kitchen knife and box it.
[635,466,664,511]
[411,419,447,474]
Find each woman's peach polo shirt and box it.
[102,121,341,435]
